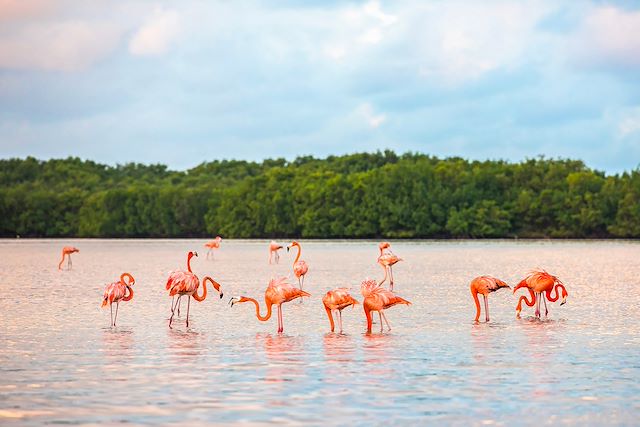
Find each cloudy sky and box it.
[0,0,639,172]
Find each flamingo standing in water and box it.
[101,273,135,327]
[167,251,197,316]
[513,269,568,318]
[166,251,224,327]
[58,246,79,270]
[377,248,402,291]
[204,236,222,259]
[229,277,310,333]
[323,288,359,333]
[470,276,510,322]
[269,241,283,264]
[287,241,309,292]
[361,279,411,333]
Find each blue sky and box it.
[0,1,639,173]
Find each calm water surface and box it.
[1,239,639,425]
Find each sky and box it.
[0,0,639,173]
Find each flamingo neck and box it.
[123,286,134,302]
[471,288,481,322]
[293,245,301,265]
[379,263,388,285]
[58,251,65,270]
[546,284,567,302]
[193,278,207,302]
[516,288,536,313]
[187,253,194,273]
[364,306,373,333]
[324,304,335,332]
[245,297,273,321]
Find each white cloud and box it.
[617,107,640,138]
[356,102,386,128]
[129,7,180,57]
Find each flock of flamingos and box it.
[58,239,569,333]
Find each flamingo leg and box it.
[299,276,304,303]
[535,292,541,318]
[114,301,119,327]
[278,304,283,333]
[68,255,72,270]
[389,266,394,291]
[169,296,181,328]
[185,296,191,327]
[338,310,343,334]
[177,298,181,317]
[483,295,490,322]
[110,303,113,327]
[381,311,392,331]
[275,252,280,264]
[543,294,549,317]
[379,312,384,332]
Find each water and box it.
[1,239,639,425]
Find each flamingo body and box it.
[513,270,568,318]
[469,275,510,322]
[269,241,283,264]
[205,236,222,259]
[58,246,79,270]
[322,288,359,333]
[101,273,134,326]
[361,279,410,333]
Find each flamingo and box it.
[513,269,568,318]
[101,273,135,327]
[287,241,309,293]
[377,249,402,291]
[229,277,310,333]
[204,236,222,259]
[323,288,359,333]
[379,241,392,253]
[167,250,198,317]
[361,279,411,333]
[470,276,510,322]
[166,251,223,328]
[58,246,79,270]
[269,240,283,264]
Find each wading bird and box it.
[377,249,402,291]
[58,246,79,270]
[513,269,568,318]
[469,276,510,322]
[229,277,310,333]
[361,279,411,333]
[269,241,283,264]
[287,241,309,292]
[204,236,222,259]
[166,251,223,328]
[101,273,135,327]
[322,288,359,333]
[167,251,197,317]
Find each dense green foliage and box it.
[1,152,638,238]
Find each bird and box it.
[269,241,283,264]
[287,241,309,293]
[379,241,393,253]
[469,276,511,322]
[166,251,223,328]
[58,246,79,270]
[361,279,411,333]
[229,277,310,333]
[101,273,135,327]
[204,236,222,259]
[322,288,359,333]
[377,249,402,291]
[167,251,197,317]
[513,269,568,318]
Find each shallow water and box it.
[1,239,639,425]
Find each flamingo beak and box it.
[229,296,240,307]
[286,246,290,253]
[560,296,567,306]
[194,251,198,257]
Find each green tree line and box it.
[1,151,638,238]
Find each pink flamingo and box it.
[469,276,510,322]
[379,241,392,253]
[287,241,309,293]
[513,269,568,318]
[377,248,402,291]
[323,288,359,333]
[58,246,79,270]
[204,236,222,259]
[229,277,310,333]
[101,273,135,327]
[166,251,223,328]
[269,240,283,264]
[361,279,411,333]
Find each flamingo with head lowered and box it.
[166,251,223,328]
[204,236,222,259]
[377,249,402,291]
[229,277,310,333]
[323,288,359,333]
[101,273,135,327]
[361,279,411,333]
[58,246,79,270]
[470,276,510,322]
[513,269,568,318]
[287,241,309,292]
[269,241,283,264]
